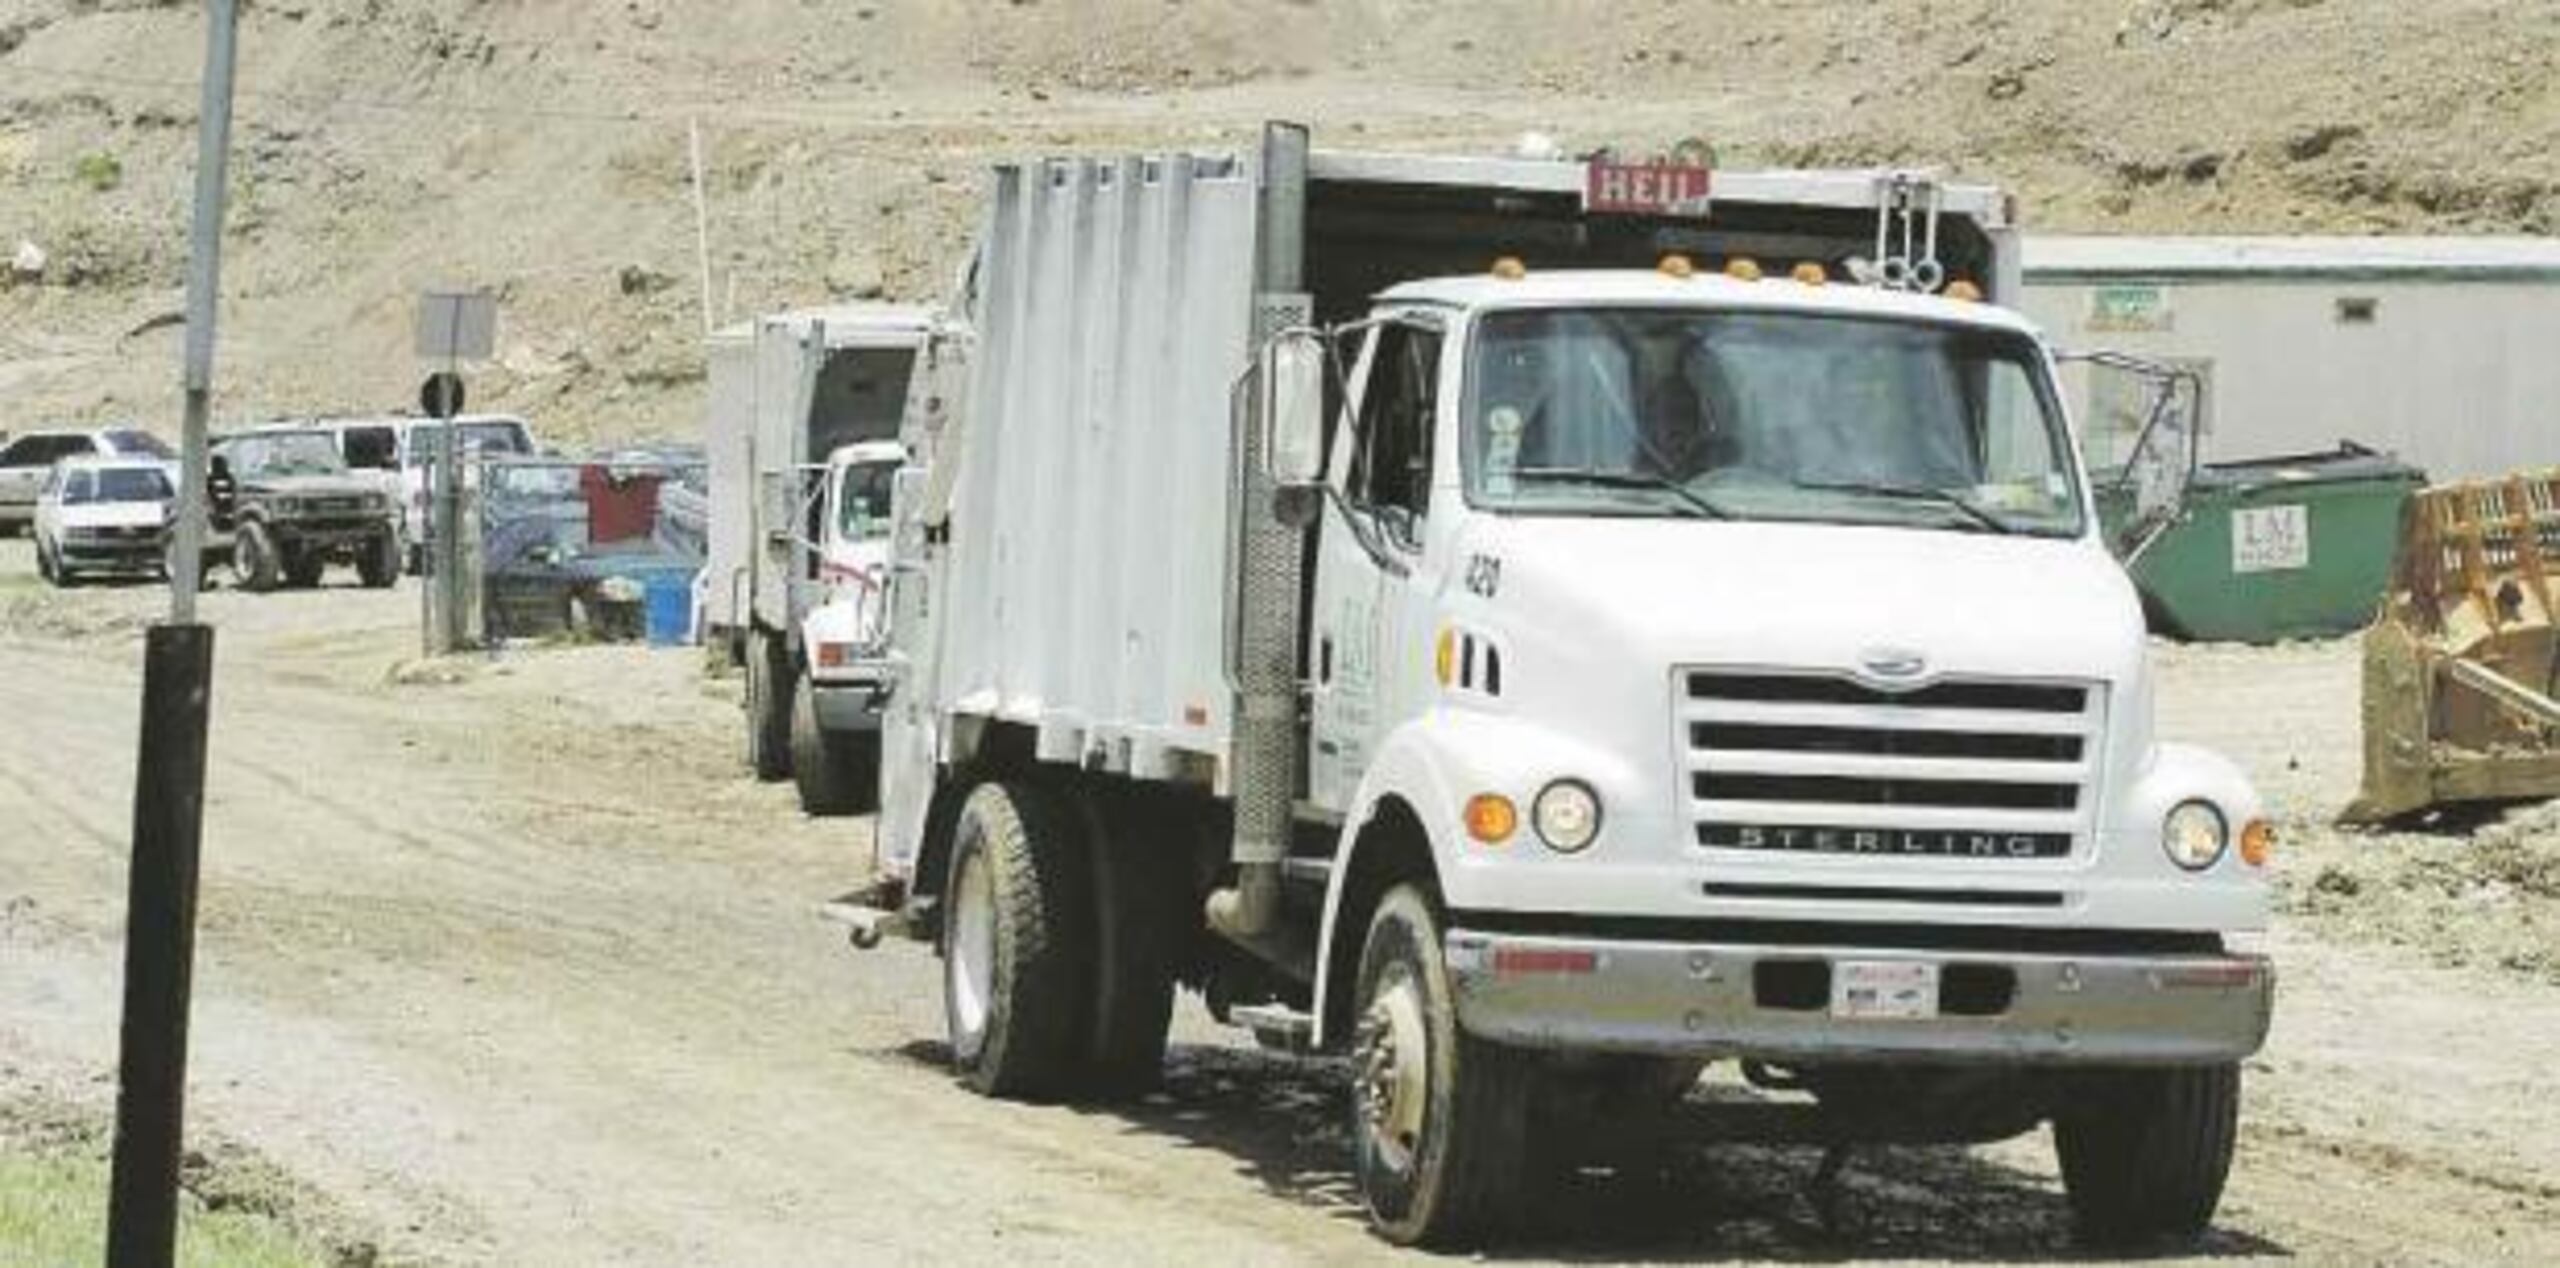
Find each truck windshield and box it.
[837,462,895,541]
[253,433,349,476]
[1464,307,2084,537]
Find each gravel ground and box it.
[1,541,2555,1264]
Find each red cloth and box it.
[580,466,663,544]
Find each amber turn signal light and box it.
[1464,794,1519,845]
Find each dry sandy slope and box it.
[1,0,2553,442]
[0,545,2555,1265]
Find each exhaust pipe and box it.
[1206,122,1310,966]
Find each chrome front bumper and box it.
[1445,929,2272,1065]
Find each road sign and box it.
[414,290,497,361]
[419,371,467,419]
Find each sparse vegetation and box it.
[0,1151,320,1268]
[70,150,121,193]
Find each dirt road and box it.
[3,543,2555,1265]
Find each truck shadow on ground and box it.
[890,1040,2290,1261]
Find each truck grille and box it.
[1681,669,2101,860]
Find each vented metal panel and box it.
[1680,669,2105,861]
[940,155,1259,777]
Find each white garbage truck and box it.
[701,304,941,813]
[841,125,2275,1249]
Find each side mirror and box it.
[1260,330,1326,489]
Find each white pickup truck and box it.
[842,126,2274,1251]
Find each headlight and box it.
[1532,780,1602,853]
[2162,800,2228,871]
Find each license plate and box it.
[1830,960,1939,1020]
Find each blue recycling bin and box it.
[643,572,694,646]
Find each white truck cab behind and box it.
[794,440,903,799]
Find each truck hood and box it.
[1472,516,2146,688]
[240,474,378,498]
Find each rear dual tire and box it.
[742,630,793,782]
[789,674,878,816]
[942,782,1095,1099]
[939,780,1183,1100]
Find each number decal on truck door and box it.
[1464,553,1502,599]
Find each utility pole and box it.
[108,2,234,1264]
[689,117,716,335]
[414,293,494,654]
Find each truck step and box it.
[1228,1003,1316,1055]
[816,897,914,951]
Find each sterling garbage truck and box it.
[837,125,2275,1248]
[702,304,942,813]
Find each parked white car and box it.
[0,427,174,536]
[32,455,176,586]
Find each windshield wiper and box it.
[1790,478,2017,535]
[1512,467,1728,520]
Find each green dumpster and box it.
[2105,443,2427,644]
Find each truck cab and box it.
[1290,263,2268,1048]
[790,440,904,812]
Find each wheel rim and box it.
[1356,964,1432,1177]
[945,841,997,1062]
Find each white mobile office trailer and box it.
[2024,235,2560,480]
[850,125,2272,1249]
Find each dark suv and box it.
[201,430,401,591]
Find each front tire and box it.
[233,521,282,592]
[941,781,1094,1099]
[1352,884,1532,1247]
[789,674,877,816]
[357,531,399,589]
[2054,1062,2241,1249]
[35,537,61,586]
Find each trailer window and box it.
[1347,323,1440,535]
[1465,307,2084,537]
[810,348,916,454]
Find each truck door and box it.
[1309,316,1443,811]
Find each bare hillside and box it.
[1,0,2552,444]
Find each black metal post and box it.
[105,624,217,1268]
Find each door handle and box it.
[1318,634,1334,685]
